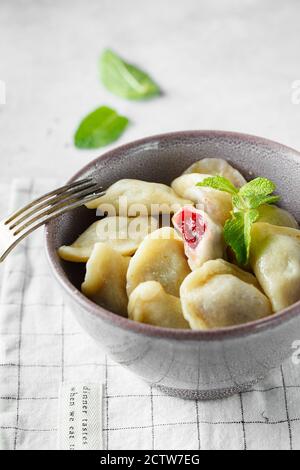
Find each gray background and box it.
[0,0,300,182]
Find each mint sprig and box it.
[100,49,161,100]
[197,176,280,265]
[238,178,280,209]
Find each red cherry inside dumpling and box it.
[172,207,225,270]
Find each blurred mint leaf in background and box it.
[100,49,161,100]
[74,106,129,149]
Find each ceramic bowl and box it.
[45,131,300,400]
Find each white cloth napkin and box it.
[0,179,300,451]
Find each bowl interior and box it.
[46,131,300,317]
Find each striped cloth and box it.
[0,179,300,450]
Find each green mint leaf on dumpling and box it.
[224,209,259,265]
[196,176,238,195]
[100,49,161,100]
[74,106,129,149]
[195,172,280,265]
[239,177,279,209]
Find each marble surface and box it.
[0,0,300,184]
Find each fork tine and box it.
[8,180,100,230]
[12,186,105,236]
[5,177,93,225]
[12,191,105,241]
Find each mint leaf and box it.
[100,49,160,100]
[244,209,260,261]
[196,176,238,195]
[224,209,259,265]
[232,194,245,211]
[74,106,129,149]
[239,177,278,209]
[194,173,280,265]
[239,177,276,197]
[224,213,247,265]
[263,195,281,204]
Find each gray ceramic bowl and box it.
[45,130,300,400]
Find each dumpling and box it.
[85,179,192,215]
[58,216,159,262]
[171,173,232,225]
[250,223,300,312]
[128,281,190,329]
[172,206,225,270]
[183,158,246,188]
[126,227,191,297]
[81,242,130,316]
[180,259,272,330]
[257,204,298,229]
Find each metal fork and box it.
[0,178,105,262]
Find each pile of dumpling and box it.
[58,158,300,330]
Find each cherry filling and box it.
[174,208,206,249]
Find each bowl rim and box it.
[45,129,300,341]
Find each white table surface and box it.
[0,0,300,183]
